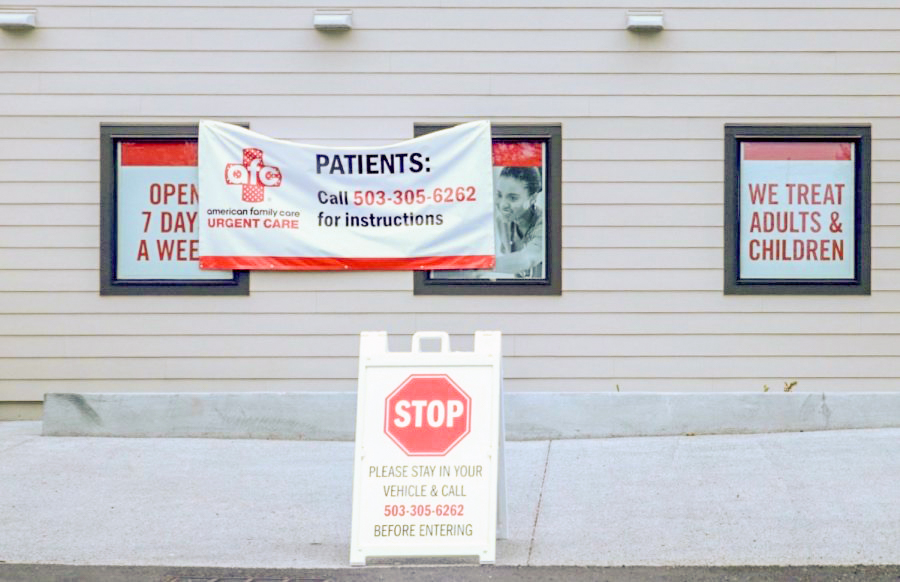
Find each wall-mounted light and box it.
[313,9,352,31]
[626,10,664,32]
[0,8,37,31]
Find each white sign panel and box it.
[739,142,855,280]
[350,332,502,565]
[198,121,495,271]
[116,141,232,280]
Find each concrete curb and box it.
[506,392,900,439]
[42,392,900,440]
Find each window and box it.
[413,123,562,295]
[724,125,871,295]
[100,124,249,295]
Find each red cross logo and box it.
[224,148,282,203]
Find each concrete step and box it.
[41,391,900,440]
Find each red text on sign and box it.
[149,183,198,205]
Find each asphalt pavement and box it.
[1,421,898,581]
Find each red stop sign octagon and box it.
[384,374,471,456]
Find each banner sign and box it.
[739,142,855,280]
[198,120,495,271]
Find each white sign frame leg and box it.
[349,331,506,566]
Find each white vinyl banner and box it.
[197,121,495,270]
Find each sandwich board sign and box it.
[350,331,504,565]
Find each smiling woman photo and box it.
[493,166,545,278]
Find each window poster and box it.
[431,140,547,281]
[116,141,233,280]
[739,142,855,280]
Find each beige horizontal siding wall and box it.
[2,1,900,400]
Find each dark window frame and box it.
[724,124,871,295]
[99,123,250,296]
[413,123,562,295]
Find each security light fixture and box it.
[0,9,36,30]
[626,10,664,32]
[313,9,352,31]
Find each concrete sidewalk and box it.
[1,422,898,571]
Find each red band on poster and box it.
[121,141,198,166]
[199,255,496,271]
[492,142,543,167]
[743,142,852,161]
